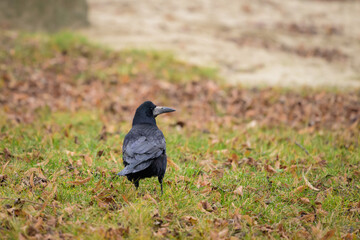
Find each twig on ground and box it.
[295,141,310,156]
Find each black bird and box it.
[117,101,175,194]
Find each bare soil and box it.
[81,0,360,88]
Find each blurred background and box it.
[1,0,360,88]
[0,0,359,129]
[0,2,359,239]
[82,0,360,88]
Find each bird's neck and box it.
[132,115,156,126]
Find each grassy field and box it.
[0,32,359,239]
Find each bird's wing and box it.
[121,126,165,173]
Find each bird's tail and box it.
[118,161,153,176]
[117,167,131,176]
[117,164,137,176]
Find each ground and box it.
[82,0,360,88]
[0,32,359,239]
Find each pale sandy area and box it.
[81,0,360,88]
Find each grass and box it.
[0,31,359,239]
[0,31,219,84]
[0,110,359,239]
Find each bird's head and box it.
[132,101,176,126]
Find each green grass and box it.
[0,31,219,84]
[0,110,359,239]
[0,31,359,239]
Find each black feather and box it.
[117,101,174,194]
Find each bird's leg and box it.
[158,176,163,195]
[134,180,139,190]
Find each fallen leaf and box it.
[300,213,315,223]
[97,150,104,157]
[30,172,35,189]
[2,160,10,174]
[0,174,8,185]
[84,154,93,167]
[68,177,91,186]
[154,227,168,237]
[3,148,13,160]
[321,229,335,240]
[182,216,198,225]
[234,186,244,196]
[36,159,49,167]
[294,185,307,193]
[300,197,310,204]
[91,179,103,193]
[143,194,157,204]
[218,228,229,238]
[167,158,180,171]
[65,150,76,157]
[265,164,276,174]
[26,225,38,236]
[199,201,213,212]
[241,215,256,226]
[121,195,129,204]
[302,171,320,191]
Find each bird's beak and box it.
[153,106,176,117]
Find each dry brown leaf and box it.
[84,154,93,167]
[97,150,105,157]
[3,148,13,160]
[218,228,229,238]
[76,159,83,167]
[167,158,180,171]
[0,174,8,184]
[143,194,157,204]
[311,222,324,239]
[30,172,35,189]
[18,233,27,240]
[294,185,307,193]
[2,160,10,174]
[342,233,355,240]
[7,207,28,217]
[265,164,276,173]
[91,179,103,193]
[151,209,160,218]
[241,215,256,226]
[25,168,46,179]
[321,229,335,240]
[234,186,244,196]
[300,213,315,223]
[300,197,310,204]
[182,216,198,225]
[64,206,76,215]
[68,177,91,186]
[65,150,76,156]
[296,230,311,239]
[196,175,211,188]
[121,195,129,204]
[36,159,49,167]
[275,161,280,170]
[154,227,168,237]
[34,217,43,231]
[199,200,213,212]
[302,171,320,191]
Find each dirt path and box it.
[81,0,360,88]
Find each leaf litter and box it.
[0,31,359,239]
